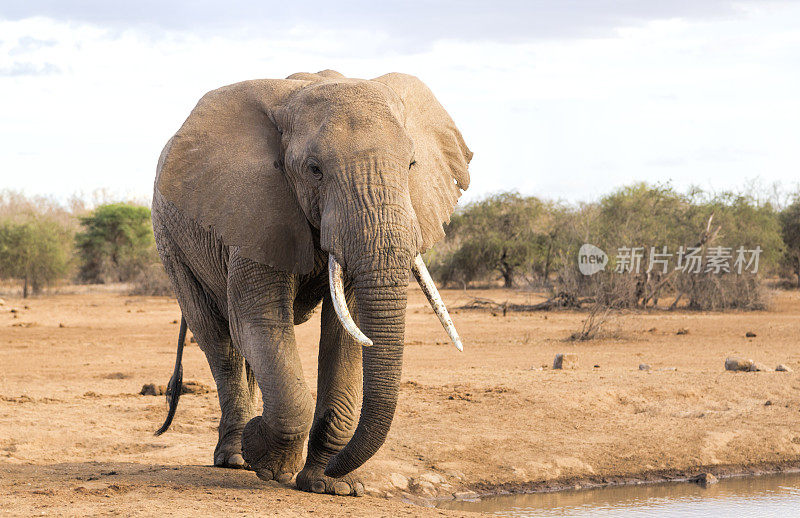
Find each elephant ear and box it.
[372,73,472,252]
[157,79,316,274]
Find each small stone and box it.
[171,319,178,324]
[639,363,651,371]
[139,384,165,396]
[776,364,793,372]
[180,380,210,394]
[453,490,479,501]
[676,328,689,335]
[691,473,718,486]
[388,472,409,491]
[414,480,436,496]
[593,364,600,369]
[0,298,5,305]
[553,353,578,370]
[58,323,65,328]
[417,472,445,485]
[749,362,770,372]
[745,331,757,338]
[765,400,773,406]
[725,357,754,371]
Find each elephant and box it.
[151,69,471,496]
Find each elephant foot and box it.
[214,451,248,469]
[241,417,305,483]
[296,464,365,496]
[214,425,249,469]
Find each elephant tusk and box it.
[411,254,464,352]
[328,254,373,346]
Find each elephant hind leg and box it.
[159,246,257,469]
[297,292,365,496]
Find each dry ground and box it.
[2,286,800,516]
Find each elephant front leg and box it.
[228,260,314,483]
[297,292,365,496]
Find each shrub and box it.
[0,217,71,297]
[780,199,800,288]
[75,203,156,283]
[129,263,174,296]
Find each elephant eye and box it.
[308,164,323,180]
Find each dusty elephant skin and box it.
[151,69,471,496]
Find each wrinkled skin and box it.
[152,70,470,496]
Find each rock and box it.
[776,364,793,372]
[58,323,65,328]
[388,472,409,491]
[0,298,5,305]
[413,480,436,496]
[453,490,479,501]
[180,380,210,394]
[765,400,773,406]
[690,473,718,486]
[639,363,651,371]
[553,353,578,370]
[746,331,757,338]
[139,384,165,396]
[676,328,689,335]
[417,472,445,485]
[749,362,770,372]
[725,357,754,371]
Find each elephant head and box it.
[157,69,471,477]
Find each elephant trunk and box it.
[321,160,417,475]
[325,264,409,477]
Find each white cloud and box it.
[0,3,798,206]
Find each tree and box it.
[436,193,551,288]
[75,203,155,283]
[0,218,71,297]
[781,199,800,288]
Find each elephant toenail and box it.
[354,482,365,496]
[312,480,326,493]
[333,481,351,495]
[277,472,294,484]
[226,454,247,469]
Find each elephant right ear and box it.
[157,79,316,274]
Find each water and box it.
[437,473,800,517]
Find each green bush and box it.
[780,198,800,288]
[0,217,72,297]
[75,203,156,283]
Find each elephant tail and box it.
[155,316,187,436]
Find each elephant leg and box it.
[227,255,314,483]
[297,292,365,496]
[159,252,256,469]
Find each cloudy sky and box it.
[1,1,798,205]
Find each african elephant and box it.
[151,69,471,496]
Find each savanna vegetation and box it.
[430,183,800,310]
[0,183,798,308]
[0,190,168,297]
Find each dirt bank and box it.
[2,287,799,516]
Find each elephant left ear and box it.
[372,73,472,252]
